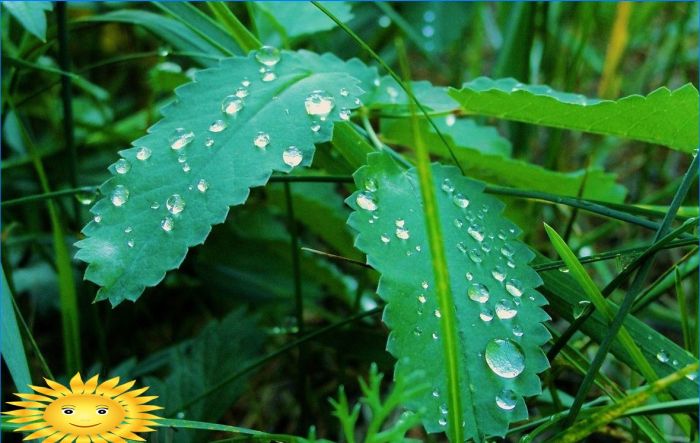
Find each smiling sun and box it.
[3,373,161,442]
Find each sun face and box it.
[3,373,161,442]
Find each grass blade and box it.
[207,2,261,53]
[1,268,32,392]
[675,267,695,356]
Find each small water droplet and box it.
[432,332,439,340]
[457,241,468,254]
[339,108,351,121]
[115,159,131,174]
[496,389,517,410]
[573,300,591,318]
[161,216,174,232]
[445,114,456,127]
[434,309,441,318]
[166,194,186,215]
[339,87,349,97]
[480,308,494,322]
[150,201,160,209]
[452,193,469,208]
[204,137,215,148]
[453,218,464,229]
[124,226,133,234]
[422,25,435,38]
[127,239,135,248]
[182,163,191,173]
[432,389,439,398]
[421,281,429,289]
[498,229,507,240]
[110,185,129,207]
[395,227,410,240]
[423,10,436,22]
[254,132,270,149]
[438,418,447,426]
[441,178,455,193]
[468,283,490,303]
[468,248,483,263]
[260,68,277,82]
[197,179,208,193]
[558,266,570,273]
[282,146,303,167]
[491,265,506,282]
[235,86,249,98]
[209,119,227,132]
[93,215,102,223]
[380,234,390,244]
[495,299,518,319]
[485,339,525,378]
[501,244,515,257]
[136,147,152,161]
[656,351,670,363]
[255,45,281,67]
[505,279,523,297]
[686,371,698,381]
[378,15,391,28]
[364,178,378,192]
[413,326,423,336]
[467,223,484,242]
[417,294,427,304]
[169,128,194,150]
[512,325,524,337]
[466,272,473,281]
[221,95,244,115]
[304,90,335,121]
[439,404,448,414]
[310,121,321,133]
[507,260,516,269]
[241,78,251,87]
[356,192,378,211]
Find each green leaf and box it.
[75,50,371,305]
[254,1,354,43]
[381,117,627,202]
[347,152,550,439]
[1,269,32,392]
[448,77,699,152]
[3,1,52,42]
[366,77,458,114]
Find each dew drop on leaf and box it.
[495,299,518,319]
[136,147,152,161]
[491,265,506,282]
[93,215,102,223]
[255,45,281,67]
[110,185,129,207]
[468,248,483,263]
[304,90,335,121]
[169,128,194,150]
[501,243,515,257]
[441,178,455,193]
[234,86,249,98]
[197,179,208,193]
[445,114,456,127]
[127,239,135,248]
[204,137,215,148]
[209,119,227,133]
[339,108,351,121]
[480,308,494,322]
[496,389,517,410]
[421,281,429,289]
[485,338,525,379]
[512,325,524,337]
[380,234,390,244]
[161,216,174,232]
[467,223,484,242]
[438,417,447,426]
[417,294,427,304]
[115,159,131,174]
[364,178,378,192]
[261,68,277,82]
[282,146,303,167]
[452,193,470,208]
[221,95,244,116]
[356,192,378,211]
[395,227,410,240]
[254,132,270,149]
[656,350,670,363]
[467,283,490,303]
[434,309,441,318]
[505,279,523,297]
[166,194,186,215]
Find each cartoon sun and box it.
[3,373,161,442]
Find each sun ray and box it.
[3,373,161,442]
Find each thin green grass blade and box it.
[675,267,694,355]
[206,2,261,53]
[1,268,32,392]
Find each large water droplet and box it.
[166,194,186,215]
[485,339,525,378]
[495,299,518,319]
[452,193,469,208]
[304,90,335,121]
[505,279,523,297]
[255,45,281,67]
[197,179,209,193]
[136,147,152,161]
[468,283,490,303]
[467,223,484,242]
[282,146,303,167]
[496,389,517,410]
[254,132,270,149]
[221,95,244,116]
[209,119,227,133]
[356,192,378,211]
[161,216,174,232]
[110,185,129,207]
[656,350,670,363]
[169,128,194,150]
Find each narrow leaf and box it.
[1,269,32,392]
[3,1,52,42]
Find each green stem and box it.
[207,2,261,52]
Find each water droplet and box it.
[386,86,399,101]
[496,390,517,410]
[282,146,303,167]
[453,218,463,228]
[457,241,468,254]
[495,299,518,319]
[415,245,422,252]
[466,272,473,281]
[169,128,194,150]
[260,68,277,82]
[356,192,378,211]
[423,10,436,22]
[413,326,423,336]
[150,201,160,209]
[161,216,174,232]
[182,163,191,173]
[468,248,483,263]
[254,132,270,149]
[512,325,524,337]
[204,137,215,148]
[364,178,378,192]
[507,260,516,269]
[304,90,335,121]
[656,351,670,363]
[110,185,129,207]
[468,283,490,303]
[501,244,515,257]
[485,339,525,378]
[378,15,391,28]
[395,227,410,240]
[558,266,570,273]
[339,108,351,121]
[439,404,448,414]
[417,294,427,304]
[93,215,102,223]
[452,193,469,208]
[339,87,349,97]
[467,223,484,242]
[380,234,390,244]
[221,95,244,115]
[421,281,429,289]
[441,178,455,193]
[432,389,439,398]
[166,194,186,215]
[505,279,523,297]
[76,190,96,205]
[197,179,208,193]
[445,114,456,127]
[438,418,447,427]
[422,25,435,38]
[432,332,439,340]
[114,159,131,174]
[127,239,135,248]
[686,371,698,381]
[310,121,321,133]
[255,45,281,67]
[498,229,507,240]
[434,309,442,319]
[241,78,251,87]
[235,86,249,98]
[480,308,494,322]
[136,147,152,161]
[573,300,591,319]
[124,226,133,234]
[491,265,506,282]
[209,119,227,132]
